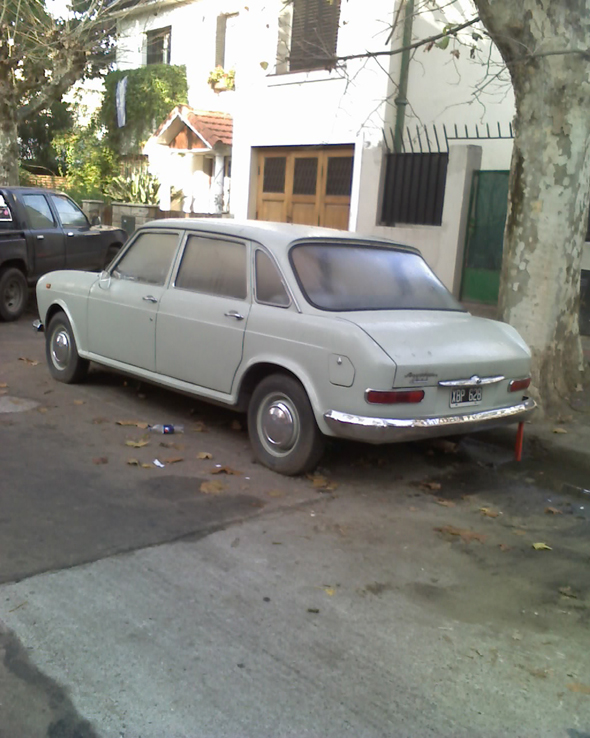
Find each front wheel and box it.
[0,267,28,321]
[46,311,89,384]
[248,374,326,476]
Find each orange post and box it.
[515,421,525,461]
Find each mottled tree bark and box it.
[473,0,590,411]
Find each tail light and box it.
[508,378,531,393]
[366,389,425,404]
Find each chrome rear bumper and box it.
[323,397,536,444]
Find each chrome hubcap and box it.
[258,394,299,456]
[51,329,71,369]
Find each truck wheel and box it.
[248,373,326,476]
[0,267,28,321]
[46,311,89,384]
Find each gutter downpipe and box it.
[394,0,414,153]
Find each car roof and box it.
[142,218,419,253]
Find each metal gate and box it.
[461,170,510,304]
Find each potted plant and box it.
[207,66,235,92]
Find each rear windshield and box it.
[290,243,464,312]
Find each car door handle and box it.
[224,310,244,321]
[142,295,158,303]
[36,235,44,240]
[67,232,74,237]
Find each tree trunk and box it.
[473,0,590,412]
[0,66,20,186]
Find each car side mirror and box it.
[98,270,111,289]
[91,215,102,226]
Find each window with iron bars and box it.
[381,152,448,227]
[146,27,171,66]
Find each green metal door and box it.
[461,171,509,304]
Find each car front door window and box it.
[114,232,179,286]
[50,195,89,228]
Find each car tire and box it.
[248,373,326,476]
[0,267,28,321]
[46,311,89,384]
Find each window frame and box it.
[109,229,182,287]
[172,232,250,301]
[253,247,292,308]
[146,26,172,66]
[50,194,89,229]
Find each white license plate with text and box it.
[450,386,482,408]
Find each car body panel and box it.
[36,219,535,446]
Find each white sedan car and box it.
[35,219,535,475]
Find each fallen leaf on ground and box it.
[231,419,242,431]
[92,417,110,424]
[196,451,213,460]
[141,463,154,469]
[532,542,552,551]
[408,506,418,512]
[210,466,242,475]
[125,439,149,448]
[0,389,7,396]
[268,489,285,497]
[18,357,38,366]
[435,499,456,507]
[575,384,584,393]
[163,457,184,464]
[200,480,225,495]
[307,608,320,614]
[36,407,48,414]
[127,458,140,466]
[567,682,590,695]
[192,422,208,432]
[324,588,336,596]
[499,544,512,552]
[73,400,85,406]
[480,507,500,518]
[559,586,577,599]
[116,420,149,429]
[92,457,108,465]
[0,382,7,388]
[159,441,184,450]
[553,427,568,434]
[307,474,338,491]
[434,525,486,544]
[545,506,563,515]
[420,481,442,492]
[521,666,550,679]
[512,529,528,536]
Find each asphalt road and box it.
[1,316,590,738]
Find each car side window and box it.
[255,250,290,307]
[113,232,179,286]
[22,194,56,230]
[176,235,247,299]
[50,195,89,228]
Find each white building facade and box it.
[115,0,519,299]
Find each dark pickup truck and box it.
[0,186,127,321]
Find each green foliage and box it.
[207,66,235,90]
[19,100,73,175]
[100,65,188,155]
[104,169,161,205]
[53,120,119,202]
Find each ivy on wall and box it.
[100,64,188,155]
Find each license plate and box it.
[450,386,482,408]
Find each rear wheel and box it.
[46,311,89,384]
[0,267,28,321]
[248,374,326,476]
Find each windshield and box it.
[290,243,464,312]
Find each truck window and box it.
[50,195,88,228]
[0,194,12,222]
[22,194,56,230]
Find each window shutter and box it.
[290,0,340,72]
[215,15,227,68]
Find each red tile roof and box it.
[154,105,233,148]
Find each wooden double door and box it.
[256,146,354,230]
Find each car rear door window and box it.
[113,232,179,286]
[22,194,56,229]
[176,235,247,299]
[50,195,89,228]
[255,250,290,306]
